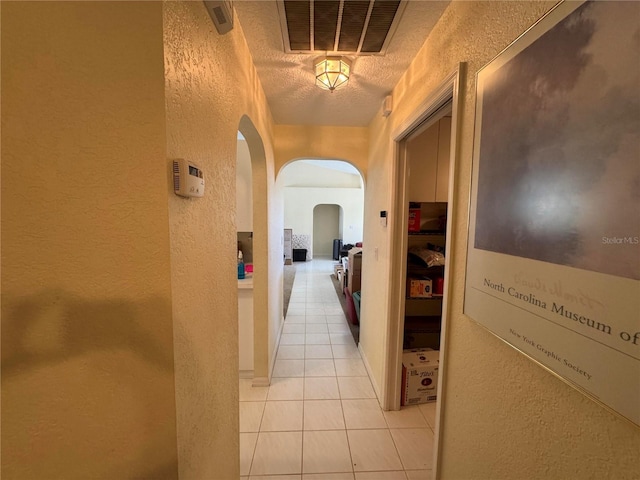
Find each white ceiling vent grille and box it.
[278,0,405,55]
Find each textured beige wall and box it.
[236,139,253,232]
[1,2,177,478]
[274,125,369,180]
[359,106,395,398]
[284,187,365,255]
[163,2,275,478]
[364,1,640,478]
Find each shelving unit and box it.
[403,224,446,350]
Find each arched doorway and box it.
[237,116,271,385]
[276,158,365,319]
[313,204,342,258]
[278,159,364,259]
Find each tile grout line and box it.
[262,260,416,477]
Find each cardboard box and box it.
[347,248,362,274]
[348,273,361,294]
[334,264,343,276]
[347,248,362,294]
[337,269,348,291]
[401,348,439,406]
[408,277,432,298]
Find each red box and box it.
[408,208,421,232]
[344,287,359,325]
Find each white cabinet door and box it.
[435,116,451,202]
[407,121,439,202]
[407,116,451,202]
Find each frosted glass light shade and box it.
[314,56,351,92]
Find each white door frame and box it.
[383,64,465,478]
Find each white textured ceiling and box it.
[234,1,450,127]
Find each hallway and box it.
[239,259,435,479]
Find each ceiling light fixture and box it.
[314,56,351,92]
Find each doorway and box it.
[385,65,464,476]
[236,115,272,386]
[276,158,365,329]
[277,158,365,261]
[313,204,342,258]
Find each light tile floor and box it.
[240,259,437,480]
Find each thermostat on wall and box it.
[173,159,205,198]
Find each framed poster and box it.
[465,0,640,426]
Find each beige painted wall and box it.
[281,161,365,252]
[313,205,341,256]
[274,125,369,180]
[359,102,395,400]
[236,139,253,232]
[281,161,362,188]
[284,187,365,252]
[163,2,275,478]
[1,2,177,478]
[362,1,640,478]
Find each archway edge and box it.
[277,157,366,187]
[237,114,271,383]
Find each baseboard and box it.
[239,370,254,379]
[254,314,285,387]
[269,315,285,379]
[358,343,383,405]
[252,376,270,387]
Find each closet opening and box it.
[385,66,464,477]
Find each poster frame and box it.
[464,0,640,428]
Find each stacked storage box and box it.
[401,348,439,405]
[347,248,362,294]
[334,264,345,289]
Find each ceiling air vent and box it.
[278,0,406,55]
[337,1,370,51]
[284,1,311,50]
[361,1,400,52]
